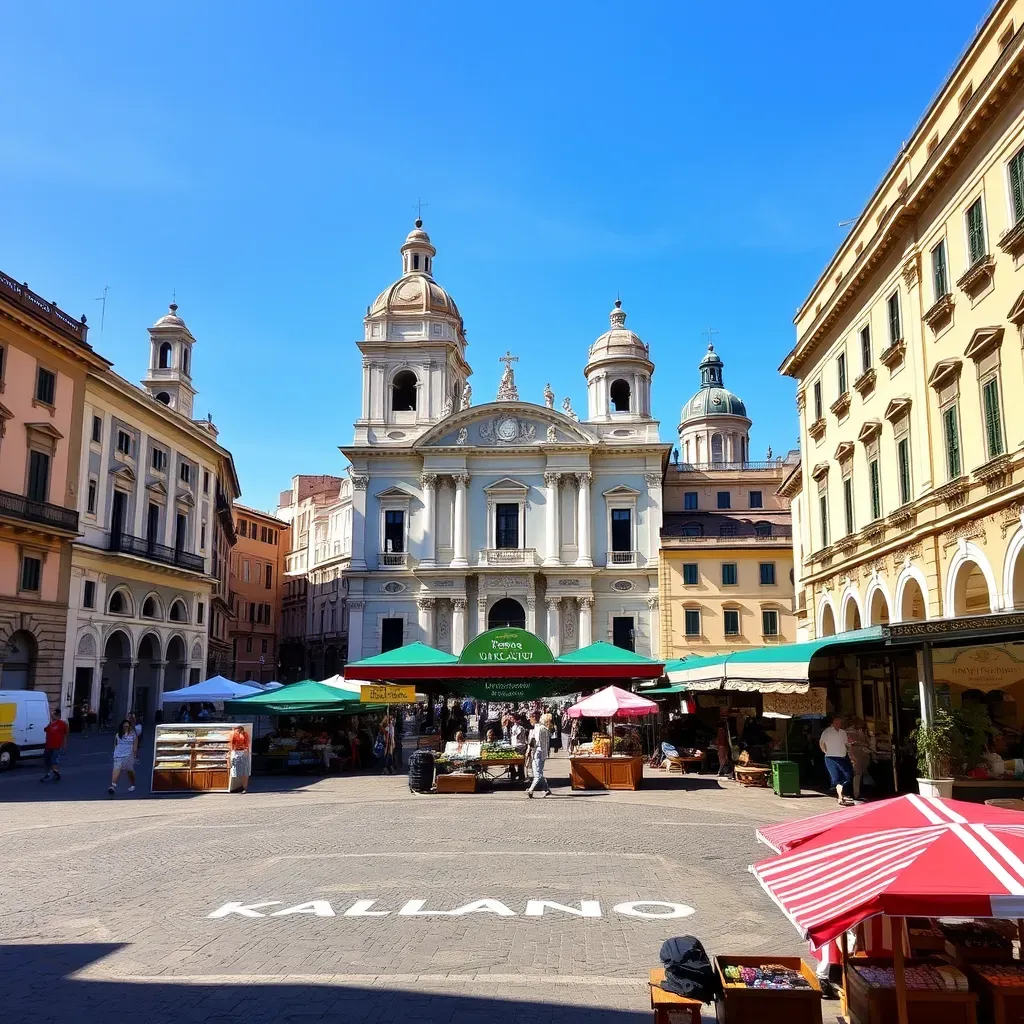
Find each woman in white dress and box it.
[109,719,138,796]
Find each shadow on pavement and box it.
[640,775,725,791]
[1,943,657,1024]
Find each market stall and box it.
[433,739,524,792]
[565,683,657,791]
[161,675,263,706]
[751,793,1024,1024]
[152,722,253,792]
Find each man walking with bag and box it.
[526,712,552,798]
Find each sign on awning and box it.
[360,684,416,703]
[762,689,827,717]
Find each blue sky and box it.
[2,1,991,511]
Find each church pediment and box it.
[112,464,136,483]
[483,477,529,494]
[602,484,641,498]
[415,402,598,450]
[375,484,416,500]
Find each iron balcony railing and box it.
[672,460,787,472]
[109,532,205,573]
[0,489,79,532]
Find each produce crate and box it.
[648,968,702,1024]
[733,765,770,787]
[771,760,801,796]
[435,773,476,794]
[845,956,978,1024]
[714,955,821,1024]
[966,963,1024,1024]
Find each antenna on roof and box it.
[94,285,109,342]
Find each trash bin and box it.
[772,759,801,796]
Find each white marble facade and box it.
[336,220,670,661]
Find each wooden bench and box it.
[665,755,704,774]
[649,968,702,1024]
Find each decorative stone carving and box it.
[496,351,520,401]
[485,575,528,589]
[71,566,85,578]
[382,581,406,594]
[999,502,1023,538]
[417,597,435,610]
[562,396,578,421]
[546,424,557,443]
[456,427,468,445]
[77,633,96,657]
[901,253,921,290]
[351,475,369,490]
[348,600,365,611]
[437,605,451,646]
[612,580,634,592]
[461,382,472,410]
[453,597,467,610]
[579,597,593,609]
[645,473,661,487]
[941,520,987,550]
[441,394,454,417]
[420,473,437,489]
[478,416,536,445]
[544,471,561,487]
[544,383,555,409]
[191,641,203,662]
[575,471,592,485]
[647,596,659,611]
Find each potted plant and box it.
[912,706,988,798]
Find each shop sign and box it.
[458,628,554,666]
[360,684,416,703]
[931,645,1024,692]
[207,898,695,920]
[762,690,827,718]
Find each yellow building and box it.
[660,344,796,657]
[783,0,1024,640]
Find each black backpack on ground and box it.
[658,935,721,1003]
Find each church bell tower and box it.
[142,302,197,417]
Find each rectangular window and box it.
[249,603,255,624]
[610,508,632,552]
[117,429,131,456]
[966,196,987,265]
[35,367,55,405]
[261,525,269,543]
[684,608,701,637]
[860,325,872,374]
[683,491,698,511]
[265,564,273,589]
[197,601,204,625]
[724,609,740,636]
[83,579,96,609]
[91,415,102,444]
[762,609,779,637]
[381,617,403,653]
[179,462,191,484]
[718,524,736,537]
[86,477,97,516]
[843,476,854,535]
[721,562,737,586]
[819,493,829,547]
[146,502,160,543]
[246,637,253,654]
[869,459,882,520]
[27,450,50,503]
[897,438,912,504]
[203,469,210,494]
[943,405,962,479]
[243,559,251,582]
[813,380,823,421]
[200,521,207,549]
[837,352,848,396]
[717,491,731,510]
[749,490,763,509]
[384,509,405,552]
[932,239,949,299]
[682,563,699,586]
[759,562,776,586]
[20,555,41,592]
[495,503,519,549]
[612,616,635,651]
[237,518,247,536]
[983,377,1005,459]
[151,447,166,472]
[261,638,268,654]
[887,291,902,345]
[1010,147,1024,224]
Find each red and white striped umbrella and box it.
[752,794,1024,947]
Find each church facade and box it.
[337,220,671,661]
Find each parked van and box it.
[0,690,51,770]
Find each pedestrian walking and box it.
[379,715,396,775]
[229,725,251,793]
[108,719,138,796]
[40,709,68,782]
[819,714,854,806]
[526,712,552,798]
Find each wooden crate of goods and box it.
[906,918,946,954]
[714,956,821,1024]
[967,963,1024,1024]
[845,957,977,1024]
[940,920,1015,967]
[436,773,476,794]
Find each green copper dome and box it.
[679,344,749,424]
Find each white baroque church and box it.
[336,219,671,661]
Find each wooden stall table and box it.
[665,755,704,774]
[476,756,525,782]
[966,964,1024,1024]
[648,968,701,1024]
[715,955,821,1024]
[570,754,644,790]
[844,956,978,1024]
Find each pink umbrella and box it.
[566,685,658,719]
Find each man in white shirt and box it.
[819,714,853,806]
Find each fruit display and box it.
[481,742,519,761]
[722,964,810,989]
[941,920,1013,950]
[852,964,969,991]
[974,963,1024,986]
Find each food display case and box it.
[714,955,821,1024]
[152,723,251,793]
[844,957,978,1024]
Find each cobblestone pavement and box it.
[0,733,844,1022]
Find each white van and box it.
[0,690,51,770]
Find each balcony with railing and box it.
[0,489,79,533]
[379,550,413,569]
[479,547,540,567]
[108,532,206,573]
[672,460,787,473]
[606,549,639,567]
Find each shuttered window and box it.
[932,239,949,299]
[843,477,854,535]
[684,609,701,636]
[27,450,50,503]
[943,405,961,479]
[1010,148,1024,224]
[869,459,882,521]
[967,198,987,265]
[983,378,1004,459]
[897,438,912,505]
[819,493,829,547]
[837,352,848,396]
[887,292,902,345]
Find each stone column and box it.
[579,597,593,647]
[476,596,488,638]
[575,471,593,567]
[417,597,435,645]
[125,661,137,716]
[917,643,936,733]
[526,595,537,635]
[647,596,660,659]
[544,472,561,565]
[420,474,436,566]
[153,661,167,713]
[348,600,365,661]
[452,598,467,654]
[453,473,469,568]
[546,598,561,657]
[350,476,368,570]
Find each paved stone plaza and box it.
[0,734,843,1023]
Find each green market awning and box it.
[556,641,662,668]
[666,627,885,694]
[638,683,687,696]
[224,679,378,716]
[346,642,459,671]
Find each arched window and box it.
[711,433,724,463]
[425,257,431,273]
[413,253,420,270]
[169,599,188,623]
[392,370,417,412]
[182,348,190,375]
[159,342,173,369]
[155,392,171,405]
[610,379,631,412]
[142,596,160,619]
[754,522,773,538]
[488,598,526,629]
[108,589,131,615]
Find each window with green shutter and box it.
[967,197,987,265]
[1010,148,1024,225]
[860,325,871,374]
[887,292,902,345]
[869,459,882,520]
[813,381,823,421]
[897,438,912,505]
[682,563,698,586]
[943,405,961,479]
[721,563,737,586]
[843,476,854,535]
[983,378,1004,459]
[762,609,779,637]
[723,609,740,636]
[684,608,701,636]
[932,240,949,299]
[819,493,829,547]
[837,352,848,396]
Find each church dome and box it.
[587,300,651,365]
[679,344,748,424]
[153,302,186,329]
[367,219,462,321]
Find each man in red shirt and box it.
[41,709,68,782]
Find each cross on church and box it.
[413,198,428,221]
[703,327,719,348]
[499,350,519,369]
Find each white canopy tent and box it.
[161,675,263,703]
